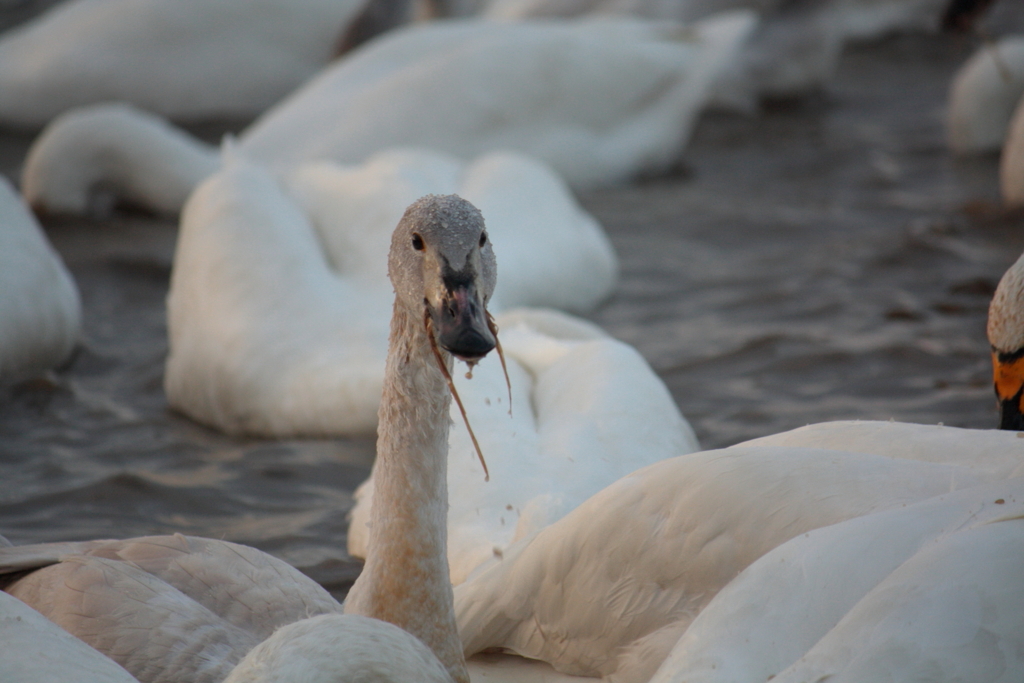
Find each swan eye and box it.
[479,232,487,247]
[412,233,425,251]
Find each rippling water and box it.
[2,15,1024,598]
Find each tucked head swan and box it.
[0,194,497,683]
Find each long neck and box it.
[346,302,468,683]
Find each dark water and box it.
[2,9,1024,598]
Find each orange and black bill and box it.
[992,348,1024,430]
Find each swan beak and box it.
[992,349,1024,430]
[435,282,495,362]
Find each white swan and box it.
[650,479,1024,683]
[0,589,138,683]
[0,174,80,384]
[23,10,756,216]
[947,36,1024,155]
[1,193,504,683]
[165,150,616,437]
[480,0,948,107]
[348,307,700,584]
[453,444,1006,683]
[0,0,369,128]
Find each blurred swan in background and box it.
[23,10,756,216]
[1000,80,1024,205]
[453,444,1007,683]
[0,174,80,385]
[0,0,377,129]
[479,0,949,107]
[650,479,1024,683]
[947,36,1024,155]
[165,150,617,437]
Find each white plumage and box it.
[947,37,1024,155]
[0,174,80,384]
[454,444,1004,683]
[23,11,756,216]
[165,151,617,437]
[0,589,138,683]
[348,307,700,584]
[650,480,1024,683]
[0,0,366,128]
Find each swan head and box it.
[988,250,1024,430]
[389,194,497,362]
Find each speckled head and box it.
[988,250,1024,429]
[389,194,497,361]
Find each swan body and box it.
[454,445,1001,683]
[482,0,945,106]
[3,193,504,683]
[650,479,1024,683]
[348,307,700,584]
[223,614,452,683]
[0,589,138,683]
[1,534,344,683]
[166,151,616,437]
[738,420,1024,475]
[23,11,755,217]
[0,0,367,128]
[0,174,80,384]
[947,37,1024,155]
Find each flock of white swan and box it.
[2,0,1024,681]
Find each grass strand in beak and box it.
[487,313,513,417]
[426,310,490,482]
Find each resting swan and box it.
[946,36,1024,155]
[23,10,756,216]
[0,0,372,128]
[648,478,1024,683]
[0,589,138,683]
[0,174,80,384]
[0,193,501,683]
[165,150,616,437]
[453,444,1009,683]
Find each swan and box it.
[947,36,1024,154]
[0,174,81,384]
[22,10,757,216]
[165,150,616,437]
[453,444,1005,683]
[480,0,948,107]
[649,479,1024,683]
[0,589,139,683]
[988,247,1024,426]
[1,192,503,683]
[348,307,700,584]
[0,0,372,129]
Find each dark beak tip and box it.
[442,329,496,362]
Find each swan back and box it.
[454,445,1002,681]
[0,590,138,683]
[240,12,756,187]
[0,0,366,127]
[650,479,1024,683]
[223,614,452,683]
